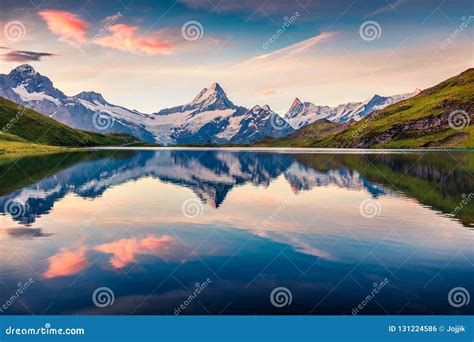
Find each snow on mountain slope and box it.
[224,105,293,144]
[284,98,333,129]
[325,91,421,123]
[0,65,155,142]
[13,84,62,106]
[150,84,292,145]
[0,64,418,145]
[285,90,420,129]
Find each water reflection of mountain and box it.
[0,150,472,227]
[0,150,388,225]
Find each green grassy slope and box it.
[0,96,143,153]
[255,68,474,148]
[255,119,350,147]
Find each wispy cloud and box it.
[238,31,338,67]
[364,0,405,18]
[260,88,277,96]
[38,10,89,47]
[95,24,173,55]
[43,247,88,279]
[179,0,306,15]
[2,50,56,62]
[95,235,175,268]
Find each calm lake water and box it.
[0,149,473,315]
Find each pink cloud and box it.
[95,235,175,268]
[38,10,89,47]
[43,247,88,279]
[95,24,172,55]
[260,88,276,96]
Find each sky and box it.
[0,0,472,114]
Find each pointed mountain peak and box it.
[363,94,385,105]
[74,91,107,104]
[191,82,227,103]
[188,82,236,109]
[209,82,224,93]
[9,64,37,77]
[292,97,302,107]
[287,98,303,113]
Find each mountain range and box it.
[0,64,418,145]
[257,68,473,149]
[284,90,420,129]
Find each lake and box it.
[0,149,473,315]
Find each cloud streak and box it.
[95,235,175,268]
[95,24,173,55]
[364,0,406,18]
[38,10,89,47]
[179,0,308,15]
[43,247,88,279]
[2,50,56,62]
[238,31,337,67]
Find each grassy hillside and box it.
[256,68,474,148]
[255,119,350,147]
[0,96,144,154]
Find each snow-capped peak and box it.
[290,97,302,109]
[191,82,228,104]
[185,82,236,111]
[9,64,37,77]
[73,91,107,104]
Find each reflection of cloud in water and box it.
[95,235,176,268]
[6,227,51,239]
[254,230,332,259]
[43,247,88,279]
